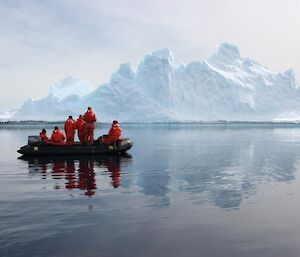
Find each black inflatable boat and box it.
[17,136,133,156]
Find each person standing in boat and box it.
[102,120,122,144]
[75,114,86,144]
[83,107,97,144]
[64,116,76,145]
[39,128,49,142]
[50,126,66,145]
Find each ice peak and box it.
[50,75,80,92]
[110,63,135,84]
[62,75,83,86]
[117,63,135,78]
[283,68,295,77]
[149,48,174,62]
[217,43,240,59]
[208,43,242,68]
[281,68,296,86]
[49,75,94,99]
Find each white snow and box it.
[6,43,300,122]
[49,76,94,99]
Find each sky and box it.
[1,0,300,109]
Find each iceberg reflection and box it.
[133,128,300,210]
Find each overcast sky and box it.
[1,0,300,109]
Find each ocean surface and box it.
[1,123,300,257]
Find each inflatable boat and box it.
[17,136,133,156]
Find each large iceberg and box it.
[10,43,300,122]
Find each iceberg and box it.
[9,43,300,122]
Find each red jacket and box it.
[51,129,66,145]
[83,110,97,123]
[107,124,122,143]
[75,117,85,131]
[64,118,76,133]
[39,132,49,141]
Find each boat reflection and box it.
[19,154,132,196]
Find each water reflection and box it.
[133,129,300,210]
[3,127,300,257]
[20,154,132,196]
[165,130,300,209]
[17,128,300,209]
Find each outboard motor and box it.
[28,136,41,146]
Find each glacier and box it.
[6,43,300,122]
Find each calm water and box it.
[1,124,300,257]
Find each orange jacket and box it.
[107,124,122,142]
[83,110,97,123]
[75,117,85,131]
[64,118,76,133]
[39,132,49,141]
[51,129,66,145]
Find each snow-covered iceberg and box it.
[10,43,300,122]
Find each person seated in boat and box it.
[75,114,86,144]
[102,120,122,144]
[64,115,76,145]
[39,128,49,143]
[50,126,66,145]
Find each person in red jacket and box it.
[78,159,96,197]
[83,107,97,144]
[103,120,122,144]
[75,115,86,144]
[64,116,76,145]
[39,128,49,142]
[106,157,121,188]
[50,126,66,145]
[65,160,76,190]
